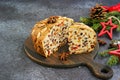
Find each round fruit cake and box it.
[31,16,97,58]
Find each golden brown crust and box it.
[31,16,97,57]
[31,16,74,57]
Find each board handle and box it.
[84,60,113,79]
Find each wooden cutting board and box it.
[24,37,113,79]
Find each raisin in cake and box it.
[31,16,74,57]
[68,22,97,54]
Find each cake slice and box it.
[68,22,97,54]
[31,16,74,57]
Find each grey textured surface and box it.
[0,0,120,80]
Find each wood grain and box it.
[24,37,113,79]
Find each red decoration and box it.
[109,44,120,57]
[98,18,118,39]
[102,3,120,12]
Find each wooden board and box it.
[24,37,113,79]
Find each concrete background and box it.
[0,0,120,80]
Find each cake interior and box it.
[68,23,96,54]
[41,19,73,57]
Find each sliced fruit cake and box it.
[31,16,74,57]
[68,22,97,54]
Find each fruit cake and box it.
[68,22,97,54]
[31,16,74,57]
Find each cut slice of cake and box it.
[68,22,97,54]
[31,16,74,57]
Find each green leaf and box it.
[99,48,116,57]
[106,11,120,18]
[107,55,119,66]
[80,17,85,22]
[80,17,93,26]
[106,25,111,30]
[92,23,101,32]
[99,51,110,57]
[80,17,89,23]
[116,24,120,31]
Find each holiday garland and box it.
[80,3,120,33]
[80,3,120,66]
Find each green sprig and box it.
[80,11,120,32]
[107,55,119,66]
[99,48,116,57]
